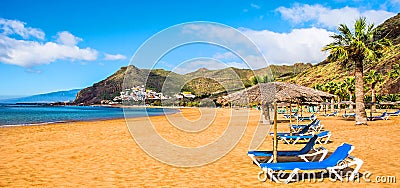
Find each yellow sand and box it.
[0,108,399,187]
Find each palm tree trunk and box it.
[371,88,377,112]
[354,61,368,125]
[273,102,278,163]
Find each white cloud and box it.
[56,31,82,46]
[250,3,260,9]
[212,52,263,69]
[0,18,124,67]
[172,58,251,74]
[0,18,45,39]
[157,60,175,69]
[225,61,249,69]
[26,68,42,74]
[241,27,334,65]
[276,4,396,29]
[173,59,227,74]
[213,52,238,60]
[0,35,98,67]
[181,23,269,69]
[182,23,251,46]
[103,53,127,61]
[181,23,333,68]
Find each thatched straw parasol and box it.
[220,82,335,163]
[221,82,334,105]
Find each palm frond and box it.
[354,17,367,40]
[338,24,354,42]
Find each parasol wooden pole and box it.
[289,101,292,136]
[273,101,278,163]
[370,104,373,119]
[300,103,303,117]
[285,105,288,116]
[296,101,299,125]
[289,101,292,125]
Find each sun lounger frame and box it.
[260,143,363,184]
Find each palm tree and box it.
[364,70,383,112]
[343,77,355,110]
[389,64,400,78]
[324,81,337,112]
[314,83,323,91]
[263,75,275,83]
[334,81,346,111]
[251,75,263,85]
[322,81,337,94]
[384,94,398,102]
[322,17,392,125]
[314,83,327,112]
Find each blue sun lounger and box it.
[283,113,298,119]
[270,120,317,137]
[297,114,317,121]
[290,119,323,132]
[248,135,328,166]
[260,143,363,183]
[278,131,331,145]
[387,109,400,116]
[368,112,389,121]
[321,111,338,117]
[342,113,356,118]
[290,119,319,132]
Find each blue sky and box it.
[0,0,399,97]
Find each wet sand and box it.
[0,108,399,187]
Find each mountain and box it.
[181,63,312,96]
[1,89,80,104]
[74,63,310,104]
[74,66,185,104]
[255,63,312,80]
[183,67,254,95]
[375,13,400,45]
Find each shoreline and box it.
[0,106,181,128]
[1,106,397,128]
[0,118,128,128]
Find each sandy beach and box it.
[1,108,399,187]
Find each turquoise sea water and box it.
[0,104,178,126]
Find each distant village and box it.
[101,85,196,105]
